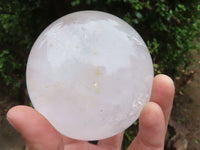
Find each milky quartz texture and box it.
[26,11,154,140]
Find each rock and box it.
[166,118,189,150]
[174,138,188,150]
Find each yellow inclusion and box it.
[93,82,100,94]
[94,51,98,55]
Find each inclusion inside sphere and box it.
[26,11,154,140]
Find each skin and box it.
[7,74,175,150]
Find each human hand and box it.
[7,74,174,150]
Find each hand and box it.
[7,74,174,150]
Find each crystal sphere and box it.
[26,11,154,141]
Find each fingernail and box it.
[7,109,17,129]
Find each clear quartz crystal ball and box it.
[26,11,154,141]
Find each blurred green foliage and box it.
[0,0,42,93]
[122,120,138,149]
[0,49,21,87]
[0,0,200,149]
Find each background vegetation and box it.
[0,0,200,149]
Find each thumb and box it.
[7,105,64,150]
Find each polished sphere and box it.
[26,11,154,140]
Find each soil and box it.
[171,50,200,150]
[0,94,25,150]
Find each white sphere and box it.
[26,11,154,141]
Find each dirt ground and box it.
[171,50,200,150]
[0,94,25,150]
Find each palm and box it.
[62,138,118,150]
[61,133,124,150]
[63,142,106,150]
[7,75,174,150]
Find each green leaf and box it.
[195,139,199,144]
[135,12,143,19]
